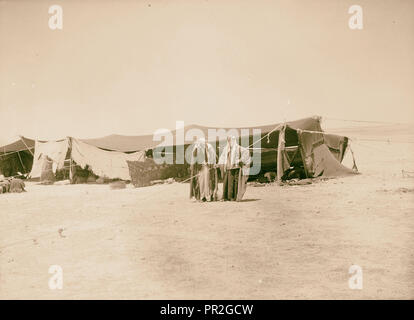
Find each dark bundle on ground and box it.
[264,171,277,182]
[281,166,307,181]
[252,172,273,183]
[40,155,55,185]
[285,178,312,185]
[0,180,11,194]
[9,178,26,193]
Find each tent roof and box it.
[82,116,323,152]
[0,117,324,153]
[0,137,35,154]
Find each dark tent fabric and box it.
[0,137,35,154]
[0,116,356,180]
[296,130,352,178]
[82,117,323,152]
[82,116,355,181]
[298,130,348,163]
[311,144,354,177]
[0,137,34,177]
[0,151,33,177]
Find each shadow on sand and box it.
[237,198,260,202]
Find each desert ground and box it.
[0,124,413,299]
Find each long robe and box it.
[218,138,251,201]
[189,142,218,201]
[40,155,55,185]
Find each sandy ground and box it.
[1,125,413,299]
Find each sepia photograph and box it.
[0,0,413,307]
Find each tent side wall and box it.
[0,137,35,177]
[29,139,70,179]
[0,150,33,177]
[298,130,355,178]
[70,138,145,181]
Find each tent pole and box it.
[297,130,309,179]
[348,144,359,172]
[17,151,27,173]
[276,125,286,182]
[68,137,73,183]
[19,135,34,156]
[69,158,73,182]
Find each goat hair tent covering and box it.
[0,116,357,181]
[0,137,35,177]
[0,137,35,154]
[81,117,324,152]
[297,130,353,178]
[29,139,69,178]
[71,138,145,180]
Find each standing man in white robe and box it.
[219,136,251,201]
[189,138,218,202]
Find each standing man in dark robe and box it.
[219,136,251,201]
[189,138,218,202]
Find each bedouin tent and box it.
[24,137,145,181]
[0,116,357,182]
[98,116,357,181]
[0,136,145,181]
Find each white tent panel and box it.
[71,138,145,180]
[29,139,69,178]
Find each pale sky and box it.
[1,0,413,145]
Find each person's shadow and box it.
[238,198,260,202]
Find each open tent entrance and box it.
[0,137,35,178]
